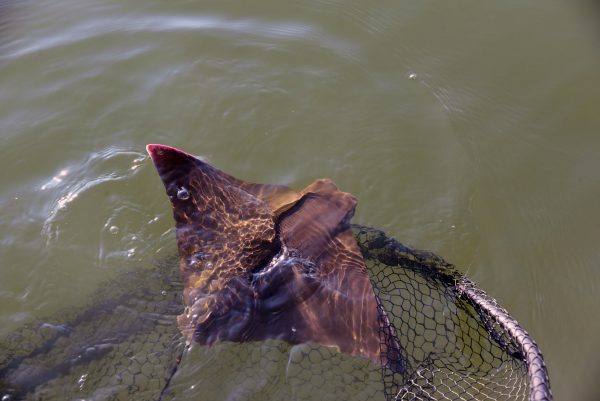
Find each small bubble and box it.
[408,72,418,80]
[127,248,135,258]
[190,252,206,265]
[109,226,119,235]
[177,187,190,200]
[206,262,213,269]
[161,290,167,296]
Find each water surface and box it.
[1,0,599,400]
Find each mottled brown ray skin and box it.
[147,144,391,366]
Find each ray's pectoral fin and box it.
[147,144,402,370]
[146,144,282,274]
[147,144,280,341]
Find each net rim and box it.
[352,224,552,401]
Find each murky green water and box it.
[1,0,599,400]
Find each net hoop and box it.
[455,279,552,401]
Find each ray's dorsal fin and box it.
[147,144,400,369]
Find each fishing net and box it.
[0,225,551,401]
[354,225,551,401]
[0,257,185,401]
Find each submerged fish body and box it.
[147,144,399,368]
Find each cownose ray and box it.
[147,144,401,370]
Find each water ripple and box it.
[3,14,358,61]
[41,148,146,243]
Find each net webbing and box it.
[354,225,551,401]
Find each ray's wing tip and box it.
[146,144,199,169]
[146,143,158,151]
[146,143,183,158]
[146,143,161,157]
[146,143,170,163]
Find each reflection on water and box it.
[0,0,599,400]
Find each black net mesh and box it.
[0,257,185,401]
[0,226,551,401]
[354,225,551,401]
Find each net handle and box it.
[456,279,552,401]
